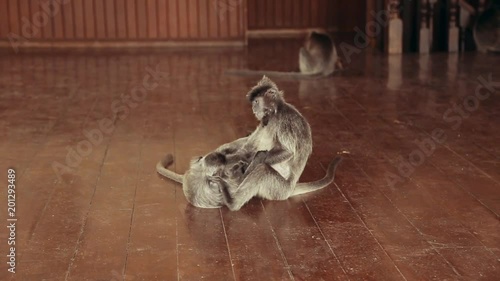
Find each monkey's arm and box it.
[263,145,293,165]
[215,137,248,155]
[263,131,295,166]
[241,150,268,178]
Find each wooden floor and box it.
[0,40,499,280]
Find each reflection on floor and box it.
[0,41,499,280]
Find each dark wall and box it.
[247,0,367,31]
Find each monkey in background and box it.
[225,31,343,79]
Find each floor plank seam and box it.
[219,209,237,281]
[332,101,463,278]
[303,200,350,279]
[64,144,111,281]
[260,201,296,281]
[123,134,146,281]
[330,183,409,281]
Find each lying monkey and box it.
[156,137,258,208]
[225,31,343,79]
[157,149,342,211]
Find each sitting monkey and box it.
[213,76,343,210]
[225,31,343,79]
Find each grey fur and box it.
[225,31,343,79]
[156,137,254,208]
[156,77,343,210]
[213,76,342,211]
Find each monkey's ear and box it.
[264,88,284,101]
[207,176,221,190]
[274,90,285,99]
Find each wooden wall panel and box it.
[52,0,64,39]
[247,0,366,32]
[7,0,20,36]
[0,1,8,38]
[188,0,199,38]
[72,0,85,40]
[18,0,30,38]
[94,0,106,38]
[0,0,245,44]
[207,0,218,38]
[198,0,208,38]
[167,0,178,38]
[218,1,229,39]
[135,0,148,38]
[146,0,158,38]
[41,0,54,39]
[115,0,128,39]
[105,0,116,39]
[62,0,75,39]
[177,0,189,38]
[83,0,95,39]
[157,0,168,38]
[126,0,137,39]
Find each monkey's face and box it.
[183,170,224,209]
[252,94,276,125]
[252,97,265,121]
[182,152,231,209]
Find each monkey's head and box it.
[247,76,284,125]
[182,152,228,208]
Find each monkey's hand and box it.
[229,160,249,178]
[241,151,268,179]
[263,147,293,166]
[253,150,268,163]
[208,176,223,189]
[208,176,234,206]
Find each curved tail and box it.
[156,154,183,184]
[224,69,321,79]
[292,156,343,196]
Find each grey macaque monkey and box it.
[156,137,262,208]
[211,76,343,210]
[225,31,343,79]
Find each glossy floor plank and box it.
[0,40,499,280]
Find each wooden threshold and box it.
[247,27,339,38]
[0,40,246,50]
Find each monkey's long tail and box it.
[156,154,183,184]
[224,69,322,79]
[292,156,343,196]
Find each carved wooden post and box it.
[429,0,438,51]
[420,0,430,53]
[478,0,486,14]
[388,0,403,54]
[458,0,475,51]
[449,0,459,52]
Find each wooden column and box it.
[388,0,403,54]
[449,0,459,52]
[420,0,430,53]
[429,0,438,51]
